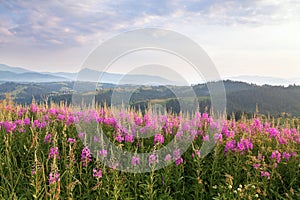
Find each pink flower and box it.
[148,154,158,165]
[154,134,164,145]
[173,149,181,160]
[214,133,223,143]
[125,134,134,143]
[67,138,76,143]
[131,156,140,166]
[253,163,260,169]
[78,132,85,139]
[93,169,102,178]
[49,172,60,185]
[44,133,51,144]
[48,147,60,159]
[224,140,236,154]
[270,150,281,163]
[202,135,209,141]
[30,103,38,113]
[282,152,291,161]
[164,154,172,162]
[98,149,108,158]
[81,147,92,167]
[260,171,270,180]
[175,157,183,166]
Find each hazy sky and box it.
[1,0,300,80]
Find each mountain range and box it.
[1,63,299,86]
[0,64,183,85]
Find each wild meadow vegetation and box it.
[0,97,300,199]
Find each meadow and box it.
[0,97,300,200]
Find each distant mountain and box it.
[0,64,184,85]
[74,68,185,85]
[0,71,69,82]
[0,64,33,74]
[227,75,300,86]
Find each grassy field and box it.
[0,97,300,199]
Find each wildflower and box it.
[202,135,209,141]
[125,134,134,143]
[270,150,281,163]
[154,134,164,145]
[48,147,60,159]
[148,154,158,165]
[67,138,76,143]
[260,171,270,179]
[282,152,291,161]
[224,140,236,154]
[253,163,260,169]
[237,138,253,154]
[49,172,60,185]
[175,157,183,166]
[81,147,92,167]
[23,118,31,125]
[98,149,107,158]
[131,156,140,166]
[78,132,85,139]
[94,136,100,143]
[44,133,51,144]
[214,133,223,143]
[57,114,65,121]
[93,169,102,178]
[115,134,124,142]
[193,150,201,158]
[173,149,181,160]
[164,154,172,162]
[30,103,38,113]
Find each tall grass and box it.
[0,97,300,199]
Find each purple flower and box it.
[81,147,92,167]
[224,140,237,154]
[44,133,51,144]
[48,147,60,159]
[164,154,172,162]
[202,135,209,141]
[173,149,181,160]
[78,132,85,139]
[175,157,183,166]
[23,118,31,125]
[260,171,270,180]
[282,152,291,161]
[236,138,253,154]
[115,134,124,143]
[148,154,158,165]
[125,134,134,143]
[94,136,100,143]
[98,149,108,158]
[30,103,38,113]
[253,163,260,169]
[154,134,164,145]
[93,169,103,178]
[49,172,60,185]
[67,138,76,143]
[270,150,281,163]
[57,114,65,121]
[214,133,223,143]
[131,156,140,166]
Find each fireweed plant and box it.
[0,98,300,199]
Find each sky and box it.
[1,0,300,83]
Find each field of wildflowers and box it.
[0,97,300,199]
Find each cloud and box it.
[1,0,300,49]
